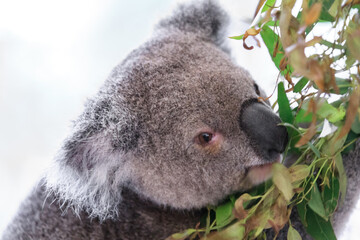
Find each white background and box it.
[0,0,358,239]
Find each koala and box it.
[2,1,359,239]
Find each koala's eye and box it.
[254,83,260,96]
[197,132,213,145]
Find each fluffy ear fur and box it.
[45,0,230,221]
[45,75,141,220]
[156,0,230,52]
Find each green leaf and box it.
[352,4,360,11]
[328,0,341,18]
[260,25,284,71]
[323,176,340,216]
[320,39,344,49]
[229,35,244,40]
[289,164,311,182]
[316,100,346,123]
[294,77,309,93]
[304,207,337,240]
[261,0,276,12]
[308,183,327,220]
[169,229,196,240]
[272,163,294,201]
[334,78,352,94]
[264,20,279,26]
[323,129,347,155]
[207,222,245,240]
[351,114,360,134]
[297,200,308,226]
[308,142,321,158]
[278,82,294,124]
[334,154,347,204]
[346,50,356,68]
[346,21,360,61]
[343,130,359,153]
[215,201,234,229]
[287,225,302,240]
[295,109,313,124]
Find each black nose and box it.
[239,99,288,161]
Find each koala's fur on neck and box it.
[2,0,360,239]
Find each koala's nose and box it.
[239,100,288,161]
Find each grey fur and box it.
[2,1,359,239]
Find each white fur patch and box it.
[44,136,133,221]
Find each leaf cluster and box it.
[169,0,360,239]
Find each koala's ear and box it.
[45,90,140,219]
[157,0,229,48]
[61,94,140,171]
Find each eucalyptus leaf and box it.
[260,25,284,71]
[323,176,340,216]
[307,142,321,158]
[294,77,309,93]
[216,201,234,229]
[316,101,346,123]
[169,229,196,240]
[229,35,244,40]
[334,78,352,95]
[272,163,294,201]
[334,154,347,204]
[351,114,360,134]
[206,222,245,240]
[304,207,336,240]
[297,200,307,227]
[287,225,302,240]
[261,0,276,12]
[308,183,327,220]
[278,82,294,124]
[343,130,359,153]
[295,109,313,124]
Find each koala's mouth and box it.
[246,155,282,186]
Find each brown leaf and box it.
[294,187,305,193]
[254,0,267,20]
[304,3,322,26]
[296,99,317,147]
[268,196,291,234]
[306,36,322,47]
[328,66,338,94]
[285,72,294,87]
[296,121,317,147]
[308,59,325,91]
[245,210,271,237]
[279,56,288,71]
[287,41,307,74]
[242,29,262,50]
[338,87,360,139]
[279,0,298,49]
[233,193,252,220]
[346,28,360,62]
[273,40,280,58]
[343,0,360,6]
[246,28,262,36]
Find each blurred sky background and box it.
[0,0,359,239]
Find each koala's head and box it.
[46,0,288,220]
